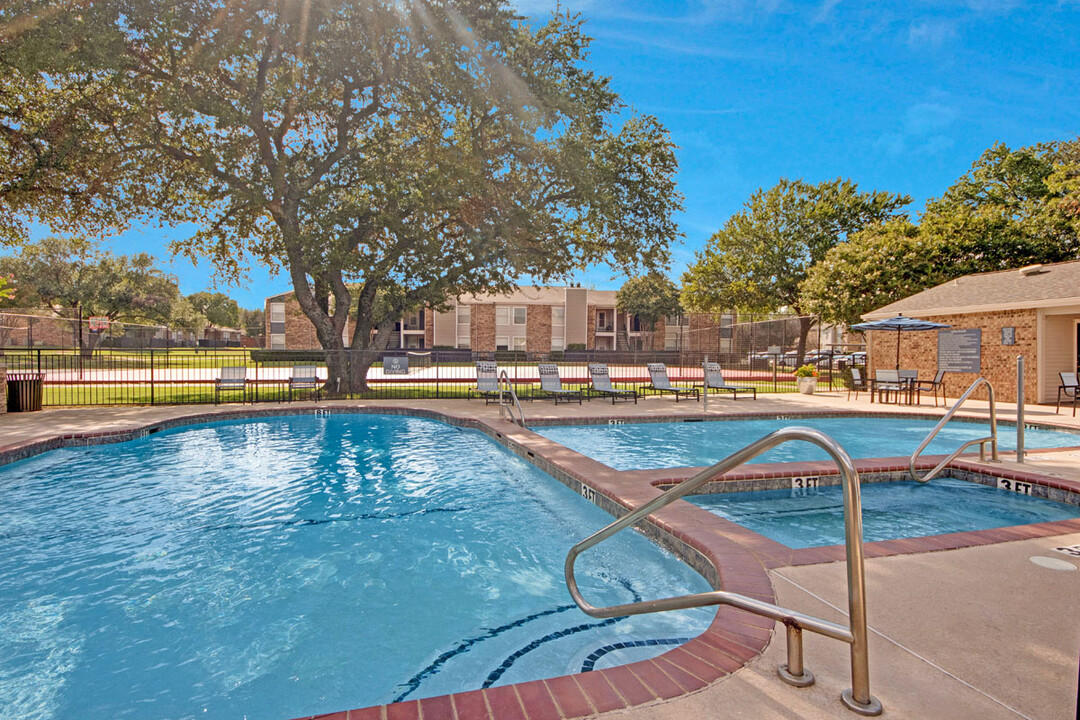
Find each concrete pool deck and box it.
[1,392,1078,719]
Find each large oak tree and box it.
[2,1,682,390]
[682,178,909,362]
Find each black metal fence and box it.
[0,348,866,407]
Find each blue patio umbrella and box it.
[850,314,951,370]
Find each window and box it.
[513,336,527,351]
[551,307,565,351]
[404,335,424,349]
[270,302,285,323]
[402,310,424,331]
[270,333,286,350]
[456,305,471,349]
[513,307,527,325]
[496,335,509,351]
[496,306,510,325]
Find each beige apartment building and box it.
[265,286,736,354]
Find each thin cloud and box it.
[907,19,958,47]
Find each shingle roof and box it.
[863,259,1080,319]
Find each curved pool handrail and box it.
[564,426,882,716]
[497,369,525,426]
[909,378,998,483]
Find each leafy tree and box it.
[169,297,209,337]
[239,308,265,340]
[186,292,240,331]
[616,272,681,338]
[0,236,180,355]
[682,178,910,361]
[803,140,1080,327]
[0,275,13,302]
[2,1,682,391]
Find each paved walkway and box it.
[1,392,1078,719]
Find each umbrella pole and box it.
[895,328,901,370]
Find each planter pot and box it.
[797,377,817,395]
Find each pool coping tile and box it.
[2,402,1079,720]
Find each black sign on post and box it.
[383,356,409,374]
[937,329,982,373]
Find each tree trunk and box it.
[795,314,815,367]
[79,331,102,360]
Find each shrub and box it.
[794,364,819,378]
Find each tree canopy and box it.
[0,236,181,352]
[682,177,910,358]
[186,292,240,330]
[616,272,681,330]
[803,140,1080,327]
[2,1,683,389]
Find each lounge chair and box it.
[288,365,322,402]
[913,369,945,407]
[644,363,699,402]
[469,361,503,404]
[215,366,248,404]
[588,363,638,404]
[871,369,904,404]
[537,363,583,404]
[700,362,755,400]
[847,367,868,401]
[1057,372,1079,416]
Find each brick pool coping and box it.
[2,404,1079,720]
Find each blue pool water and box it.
[689,478,1080,548]
[0,414,713,720]
[535,416,1080,471]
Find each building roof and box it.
[863,259,1080,319]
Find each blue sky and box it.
[27,0,1080,309]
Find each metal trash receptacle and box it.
[6,372,44,412]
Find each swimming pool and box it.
[688,477,1080,548]
[0,414,713,720]
[535,416,1080,470]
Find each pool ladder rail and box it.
[497,369,525,426]
[909,377,998,483]
[564,426,883,716]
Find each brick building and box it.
[265,286,737,354]
[862,260,1080,404]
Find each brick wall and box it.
[585,305,596,349]
[527,304,552,354]
[472,304,495,352]
[424,314,434,349]
[867,309,1037,403]
[283,296,321,349]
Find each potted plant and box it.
[795,364,818,395]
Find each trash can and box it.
[6,372,44,412]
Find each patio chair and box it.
[588,363,637,404]
[871,369,904,404]
[898,369,919,405]
[537,363,583,405]
[644,363,700,402]
[288,365,322,402]
[913,369,946,407]
[1057,372,1080,416]
[469,361,503,404]
[700,362,756,400]
[847,367,868,401]
[214,366,248,405]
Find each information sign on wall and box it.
[937,329,981,373]
[383,356,409,374]
[1001,327,1016,346]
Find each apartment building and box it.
[265,286,734,353]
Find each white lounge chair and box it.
[469,361,503,404]
[588,363,637,404]
[288,365,322,401]
[537,363,583,405]
[644,363,699,402]
[215,366,248,404]
[700,362,755,400]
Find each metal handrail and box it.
[497,369,525,426]
[909,377,997,483]
[564,427,882,716]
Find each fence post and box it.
[703,355,709,412]
[435,351,440,399]
[1016,355,1025,464]
[150,348,155,405]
